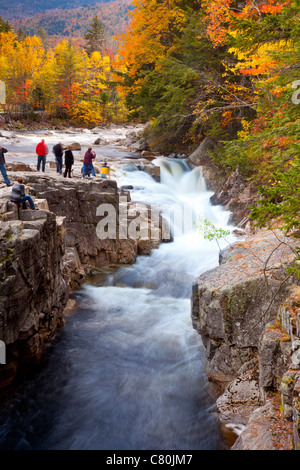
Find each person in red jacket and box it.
[36,139,49,172]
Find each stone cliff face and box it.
[192,231,298,387]
[0,206,69,389]
[0,171,166,390]
[191,229,300,450]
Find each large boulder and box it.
[188,137,219,166]
[192,229,299,390]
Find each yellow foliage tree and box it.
[0,32,44,113]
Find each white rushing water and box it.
[0,129,235,450]
[110,157,234,297]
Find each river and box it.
[0,127,236,450]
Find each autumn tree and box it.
[221,0,300,235]
[0,32,45,114]
[218,0,300,178]
[72,52,114,124]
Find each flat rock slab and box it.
[205,229,298,290]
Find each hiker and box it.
[36,139,49,172]
[100,161,110,179]
[53,142,64,174]
[82,147,96,178]
[64,145,74,178]
[0,145,12,187]
[10,176,38,210]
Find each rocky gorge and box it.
[0,126,299,450]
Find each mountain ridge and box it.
[1,0,133,50]
[0,0,118,21]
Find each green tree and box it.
[37,27,49,50]
[84,15,105,57]
[0,16,11,33]
[16,27,27,41]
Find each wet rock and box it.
[126,131,138,140]
[129,138,149,152]
[63,246,86,289]
[141,150,157,159]
[210,168,258,229]
[188,137,219,166]
[6,162,36,172]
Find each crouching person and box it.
[10,176,38,210]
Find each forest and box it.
[0,0,299,246]
[115,0,300,260]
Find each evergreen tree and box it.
[37,27,49,50]
[0,16,11,33]
[17,27,27,41]
[84,15,105,57]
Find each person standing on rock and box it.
[0,145,12,187]
[10,176,38,210]
[53,142,64,175]
[82,147,96,178]
[36,139,49,172]
[64,145,74,178]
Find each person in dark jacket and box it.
[82,147,96,178]
[53,142,64,174]
[64,145,74,178]
[0,145,11,187]
[10,176,38,210]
